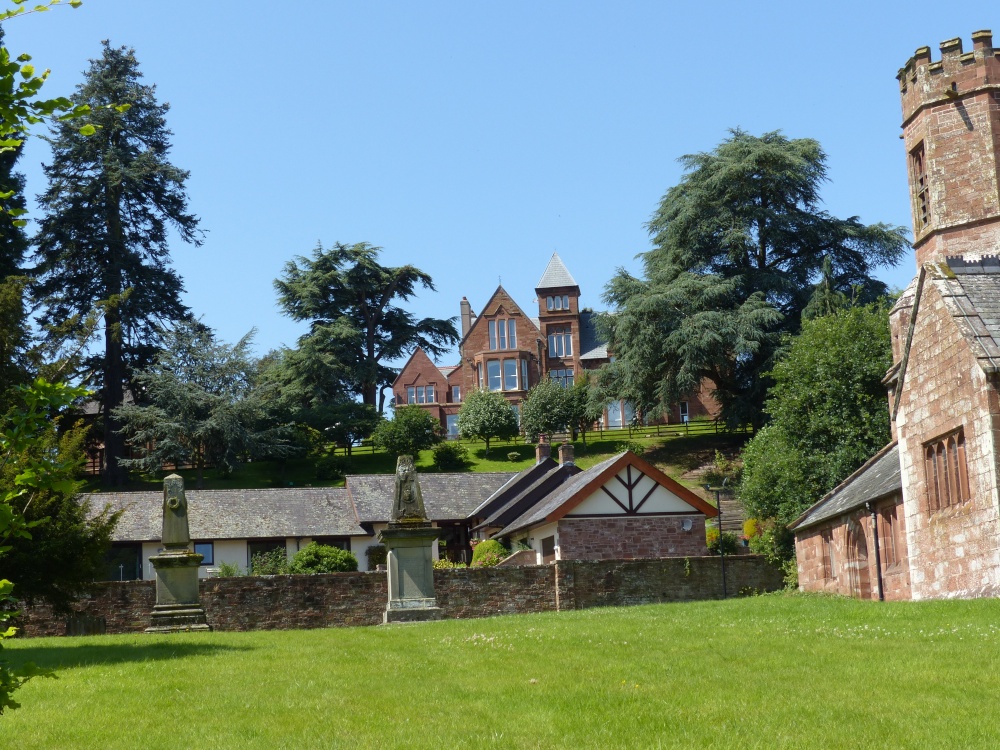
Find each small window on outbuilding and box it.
[821,529,836,579]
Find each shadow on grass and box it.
[6,640,254,671]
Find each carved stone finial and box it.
[161,473,191,548]
[391,455,427,523]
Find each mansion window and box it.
[489,319,517,350]
[821,529,836,578]
[546,295,570,311]
[910,142,930,231]
[452,385,461,402]
[924,428,970,512]
[551,368,574,387]
[548,327,572,357]
[406,385,435,404]
[486,358,525,391]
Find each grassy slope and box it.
[90,432,748,494]
[6,594,1000,749]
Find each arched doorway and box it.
[847,524,871,599]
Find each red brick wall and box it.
[393,348,449,408]
[899,32,1000,266]
[795,495,911,602]
[557,516,708,560]
[893,281,1000,599]
[14,556,783,637]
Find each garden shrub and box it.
[470,539,508,567]
[249,548,289,576]
[365,544,388,569]
[616,440,646,457]
[315,453,348,481]
[215,560,244,577]
[432,558,468,569]
[433,442,469,471]
[706,529,739,555]
[506,451,520,462]
[289,543,358,574]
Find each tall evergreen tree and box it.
[0,27,28,282]
[31,42,202,485]
[601,130,908,428]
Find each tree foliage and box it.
[32,41,202,485]
[739,303,893,527]
[519,378,572,442]
[371,404,441,459]
[566,373,603,446]
[456,388,519,453]
[114,320,295,488]
[274,242,459,411]
[601,129,908,428]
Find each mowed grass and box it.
[6,594,1000,749]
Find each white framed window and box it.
[521,359,529,390]
[452,385,461,402]
[446,414,460,436]
[406,386,415,404]
[477,363,483,389]
[548,327,572,357]
[489,319,517,350]
[487,360,502,391]
[503,359,519,390]
[406,386,434,404]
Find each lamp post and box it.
[704,481,727,599]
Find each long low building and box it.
[91,446,716,580]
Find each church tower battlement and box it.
[898,30,1000,265]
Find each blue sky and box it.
[5,1,995,368]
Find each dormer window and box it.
[546,295,570,311]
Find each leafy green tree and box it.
[274,242,459,412]
[32,42,203,486]
[566,373,603,447]
[456,389,519,454]
[288,542,358,574]
[739,303,893,529]
[601,129,907,428]
[114,320,295,488]
[520,378,572,442]
[371,404,441,458]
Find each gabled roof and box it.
[470,457,579,531]
[457,286,541,350]
[390,347,450,388]
[347,472,516,523]
[937,257,1000,374]
[579,311,609,360]
[788,442,901,532]
[90,487,364,542]
[536,252,579,290]
[494,451,717,538]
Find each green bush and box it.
[289,543,358,574]
[616,440,646,457]
[315,453,348,481]
[706,529,739,555]
[470,539,508,567]
[432,558,468,569]
[249,548,289,576]
[506,451,520,462]
[215,560,244,577]
[365,544,387,569]
[432,442,469,471]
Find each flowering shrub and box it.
[470,539,508,567]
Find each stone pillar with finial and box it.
[146,474,211,633]
[377,455,442,623]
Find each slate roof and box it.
[788,443,901,532]
[938,256,1000,374]
[536,252,578,290]
[495,453,625,537]
[471,458,579,531]
[579,311,609,360]
[89,487,363,542]
[347,472,516,523]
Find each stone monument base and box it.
[146,549,212,633]
[384,597,443,624]
[379,522,442,625]
[146,603,211,633]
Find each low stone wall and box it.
[14,555,782,637]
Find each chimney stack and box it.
[535,439,550,464]
[558,443,574,467]
[460,297,474,337]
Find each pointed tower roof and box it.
[535,252,578,290]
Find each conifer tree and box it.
[32,42,202,485]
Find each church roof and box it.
[536,252,578,290]
[939,256,1000,374]
[789,443,901,532]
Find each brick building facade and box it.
[392,253,718,435]
[792,30,1000,600]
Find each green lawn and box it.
[5,594,1000,748]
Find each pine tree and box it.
[32,42,202,485]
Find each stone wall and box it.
[558,516,708,560]
[14,556,783,638]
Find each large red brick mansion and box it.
[792,30,1000,600]
[392,253,718,436]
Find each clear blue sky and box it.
[5,1,994,368]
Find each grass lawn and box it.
[5,593,1000,748]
